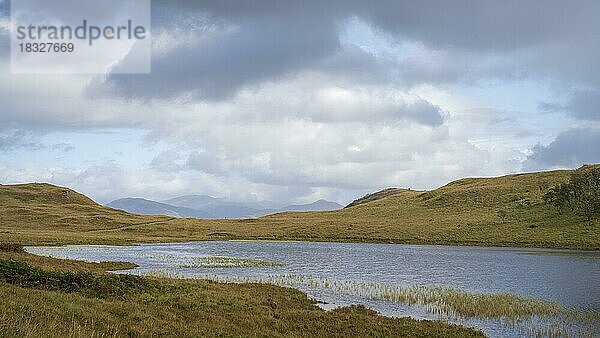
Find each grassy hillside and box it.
[346,188,411,208]
[1,167,599,249]
[264,168,599,248]
[0,183,173,245]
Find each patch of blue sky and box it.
[456,80,574,144]
[339,16,414,59]
[5,128,171,170]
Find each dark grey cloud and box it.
[541,90,600,121]
[539,87,600,121]
[309,44,395,85]
[360,1,600,92]
[524,128,600,170]
[358,1,593,51]
[391,99,444,126]
[95,2,341,100]
[166,0,595,52]
[90,0,600,103]
[568,90,600,121]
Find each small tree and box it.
[544,167,600,222]
[570,168,600,222]
[544,184,573,213]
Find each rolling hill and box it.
[0,166,599,248]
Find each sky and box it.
[1,0,599,205]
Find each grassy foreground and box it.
[0,166,598,249]
[0,247,483,337]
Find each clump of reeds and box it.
[240,274,561,321]
[177,256,283,269]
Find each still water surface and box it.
[26,241,600,337]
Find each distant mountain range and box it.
[106,198,214,218]
[106,195,343,219]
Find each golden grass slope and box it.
[1,166,599,248]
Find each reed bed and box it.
[146,272,597,338]
[246,274,563,321]
[178,256,283,269]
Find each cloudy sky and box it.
[1,0,599,205]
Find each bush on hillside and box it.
[544,167,600,222]
[0,260,152,298]
[0,243,24,253]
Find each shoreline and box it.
[23,238,600,254]
[15,236,600,251]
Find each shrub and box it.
[0,259,152,298]
[0,243,24,253]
